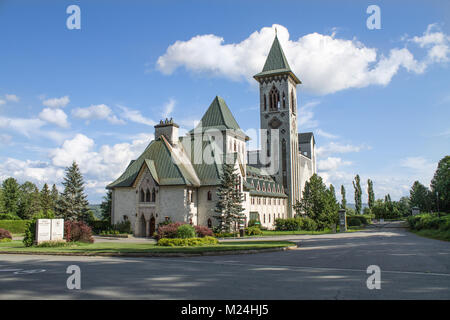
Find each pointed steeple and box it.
[254,35,301,84]
[262,35,292,73]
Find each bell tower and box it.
[254,34,301,217]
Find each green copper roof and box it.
[190,96,242,133]
[107,138,195,188]
[262,35,291,73]
[254,36,301,84]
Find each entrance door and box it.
[149,216,156,237]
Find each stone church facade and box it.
[107,35,316,236]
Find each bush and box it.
[89,220,110,234]
[0,228,12,240]
[157,236,218,247]
[64,221,94,243]
[157,222,186,240]
[0,238,12,242]
[0,220,30,234]
[407,213,450,231]
[347,214,372,227]
[247,219,261,228]
[194,225,214,238]
[214,232,238,238]
[113,220,132,234]
[0,213,21,220]
[176,224,196,239]
[347,217,362,227]
[246,226,263,236]
[275,217,317,231]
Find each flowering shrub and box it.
[64,220,94,243]
[194,225,214,238]
[0,228,12,240]
[156,222,185,240]
[246,226,263,236]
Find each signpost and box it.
[36,219,64,244]
[338,209,347,233]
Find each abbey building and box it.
[107,35,316,236]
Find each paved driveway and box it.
[1,225,449,299]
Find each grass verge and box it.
[0,240,296,255]
[410,229,450,242]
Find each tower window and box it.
[291,89,296,113]
[207,191,212,201]
[264,94,267,111]
[269,86,280,111]
[145,188,151,202]
[282,92,286,108]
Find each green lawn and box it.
[0,240,296,255]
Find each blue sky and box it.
[0,0,449,203]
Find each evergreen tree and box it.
[367,179,375,209]
[214,163,245,232]
[40,183,53,215]
[410,181,432,212]
[430,156,450,213]
[51,184,59,213]
[58,161,90,221]
[18,181,41,219]
[100,190,112,223]
[353,174,362,214]
[340,185,346,209]
[0,186,4,214]
[1,177,20,217]
[297,174,338,230]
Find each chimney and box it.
[154,118,179,145]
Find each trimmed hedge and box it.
[274,217,318,231]
[89,220,111,234]
[346,214,373,227]
[157,236,219,247]
[176,224,196,238]
[0,220,30,234]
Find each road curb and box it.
[0,244,297,258]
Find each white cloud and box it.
[72,104,125,125]
[299,100,320,128]
[42,96,70,108]
[316,141,368,157]
[0,100,5,106]
[315,129,338,139]
[39,108,70,128]
[318,157,352,171]
[5,94,19,102]
[161,98,176,119]
[411,23,450,63]
[0,158,65,185]
[0,116,45,137]
[118,105,156,126]
[157,24,448,95]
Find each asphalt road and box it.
[1,224,449,299]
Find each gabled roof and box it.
[245,165,287,198]
[107,136,199,189]
[254,35,301,84]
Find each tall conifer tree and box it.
[58,161,90,221]
[353,174,362,214]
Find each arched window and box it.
[263,94,267,111]
[207,218,212,228]
[234,141,236,152]
[269,214,271,223]
[207,191,212,201]
[146,189,151,202]
[282,92,286,108]
[140,189,145,202]
[151,188,156,202]
[269,86,280,111]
